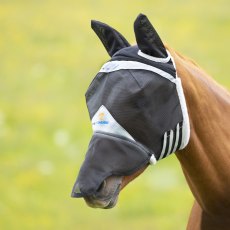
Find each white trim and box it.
[171,123,180,153]
[137,50,171,63]
[99,61,176,83]
[159,132,167,160]
[166,130,174,157]
[169,51,190,150]
[174,78,190,149]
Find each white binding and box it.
[168,50,190,150]
[100,61,176,83]
[175,78,190,149]
[138,50,171,63]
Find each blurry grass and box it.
[0,0,229,229]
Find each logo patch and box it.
[91,105,135,141]
[93,112,109,125]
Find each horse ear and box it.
[91,20,130,57]
[134,14,167,58]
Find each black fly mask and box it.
[72,14,190,198]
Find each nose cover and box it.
[71,14,190,198]
[73,132,152,197]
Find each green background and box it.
[0,0,229,229]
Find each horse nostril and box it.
[97,180,106,193]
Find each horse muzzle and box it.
[82,176,122,209]
[71,132,153,208]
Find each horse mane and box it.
[166,45,230,102]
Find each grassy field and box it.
[0,0,229,229]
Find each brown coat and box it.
[122,47,230,229]
[170,47,230,229]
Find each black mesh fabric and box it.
[72,132,151,197]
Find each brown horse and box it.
[72,14,230,229]
[168,47,230,229]
[120,47,230,229]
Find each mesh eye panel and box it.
[86,69,182,156]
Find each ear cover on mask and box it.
[134,14,168,58]
[91,20,130,57]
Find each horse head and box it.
[71,14,190,209]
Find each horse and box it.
[71,14,230,229]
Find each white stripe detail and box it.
[171,123,180,153]
[166,130,174,157]
[168,52,190,149]
[159,132,168,160]
[138,50,171,63]
[99,61,176,83]
[174,78,190,149]
[92,105,135,141]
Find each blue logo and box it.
[93,112,109,125]
[96,120,109,125]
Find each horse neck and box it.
[170,48,230,216]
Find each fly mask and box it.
[71,14,190,198]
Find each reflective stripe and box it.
[174,78,190,150]
[171,123,180,153]
[99,60,176,83]
[166,130,174,157]
[159,132,168,160]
